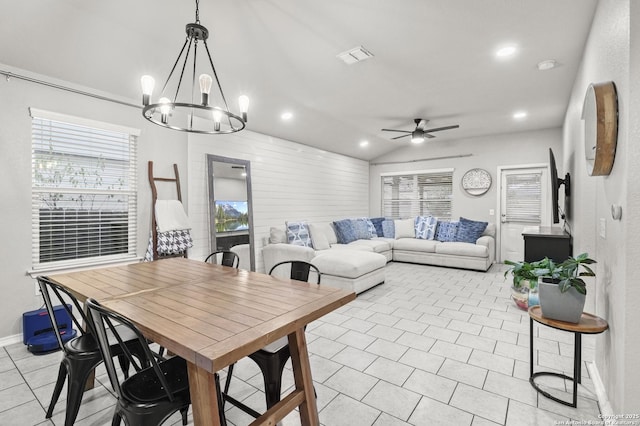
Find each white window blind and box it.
[31,110,138,269]
[505,173,541,223]
[382,170,453,219]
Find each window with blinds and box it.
[505,172,542,223]
[31,109,139,269]
[381,170,453,219]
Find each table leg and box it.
[573,333,581,407]
[187,362,222,426]
[529,317,534,379]
[288,328,319,426]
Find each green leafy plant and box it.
[504,259,539,289]
[535,253,596,295]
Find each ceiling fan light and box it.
[411,130,425,144]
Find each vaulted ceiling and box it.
[1,0,598,160]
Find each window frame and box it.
[30,108,140,272]
[381,168,454,220]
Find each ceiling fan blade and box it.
[381,129,411,133]
[391,134,411,140]
[424,133,437,139]
[423,125,460,133]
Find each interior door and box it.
[499,166,549,263]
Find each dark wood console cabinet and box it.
[522,226,573,263]
[215,233,250,251]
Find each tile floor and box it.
[0,262,603,425]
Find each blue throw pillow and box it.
[286,221,313,247]
[351,219,371,240]
[370,217,385,237]
[381,220,395,238]
[435,221,459,242]
[415,216,438,240]
[333,219,358,244]
[455,217,489,243]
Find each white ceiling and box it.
[1,0,598,160]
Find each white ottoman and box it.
[311,249,386,294]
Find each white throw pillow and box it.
[394,218,415,239]
[308,223,331,250]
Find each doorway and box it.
[497,164,549,263]
[206,154,255,271]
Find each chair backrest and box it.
[37,276,93,355]
[204,250,240,268]
[86,298,175,402]
[268,261,321,284]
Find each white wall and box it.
[188,130,370,272]
[0,64,188,339]
[563,0,639,413]
[369,128,563,223]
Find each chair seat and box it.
[122,356,190,403]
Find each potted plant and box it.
[504,259,541,310]
[535,253,596,323]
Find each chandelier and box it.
[140,0,249,134]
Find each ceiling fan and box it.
[382,118,460,143]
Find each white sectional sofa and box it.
[262,219,495,295]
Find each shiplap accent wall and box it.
[188,128,369,272]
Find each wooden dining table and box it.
[48,257,356,426]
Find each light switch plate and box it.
[489,209,495,216]
[599,218,606,239]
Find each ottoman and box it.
[311,249,386,294]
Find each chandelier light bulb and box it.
[199,74,213,106]
[212,109,222,131]
[159,97,171,124]
[140,75,155,106]
[239,95,250,122]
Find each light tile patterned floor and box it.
[0,262,602,425]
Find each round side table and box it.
[528,305,608,407]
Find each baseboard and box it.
[587,361,613,415]
[0,333,22,348]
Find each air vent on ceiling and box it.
[337,46,374,65]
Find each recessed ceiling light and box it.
[495,45,517,58]
[359,140,369,147]
[281,112,293,120]
[537,59,557,71]
[513,111,527,120]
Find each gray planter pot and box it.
[538,278,585,323]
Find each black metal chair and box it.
[223,261,321,418]
[87,298,228,426]
[204,250,240,268]
[36,276,146,426]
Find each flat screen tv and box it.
[549,148,571,224]
[214,200,249,232]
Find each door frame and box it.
[496,163,549,263]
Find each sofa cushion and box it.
[482,223,496,238]
[435,221,459,242]
[269,227,287,244]
[286,221,313,247]
[455,217,488,243]
[333,219,358,244]
[348,239,392,253]
[393,238,439,253]
[308,223,330,250]
[329,243,374,252]
[312,250,386,279]
[415,216,438,240]
[435,241,489,258]
[352,219,372,240]
[394,218,415,239]
[381,220,395,238]
[370,217,385,237]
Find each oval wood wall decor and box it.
[582,81,618,176]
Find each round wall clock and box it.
[582,81,618,176]
[461,168,492,196]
